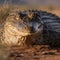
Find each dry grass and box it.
[0,5,60,24]
[0,5,60,44]
[0,5,60,60]
[0,7,9,24]
[0,5,60,46]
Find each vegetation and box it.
[0,4,60,24]
[0,6,11,24]
[0,4,60,60]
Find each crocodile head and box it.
[18,10,43,36]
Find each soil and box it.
[2,45,60,60]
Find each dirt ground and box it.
[0,45,60,60]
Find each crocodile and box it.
[2,10,60,47]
